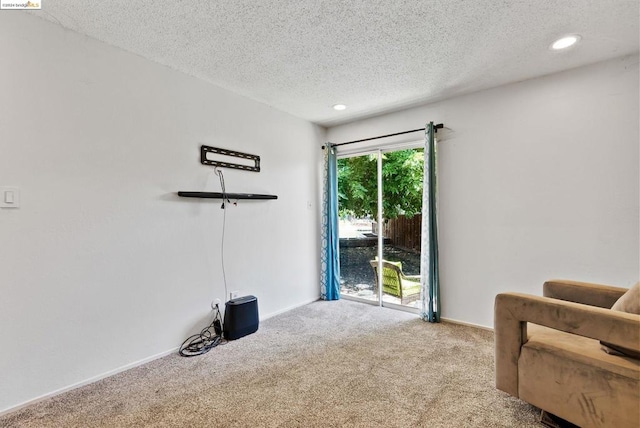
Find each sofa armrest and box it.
[543,279,628,308]
[494,292,640,397]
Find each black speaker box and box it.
[223,295,259,340]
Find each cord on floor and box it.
[178,304,226,357]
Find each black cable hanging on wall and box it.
[322,123,444,150]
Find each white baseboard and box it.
[0,346,179,417]
[260,296,320,321]
[440,316,493,332]
[339,295,493,331]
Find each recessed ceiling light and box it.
[551,35,581,50]
[333,104,347,111]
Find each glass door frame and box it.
[337,141,423,314]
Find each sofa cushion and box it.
[601,282,640,358]
[520,324,640,427]
[611,282,640,314]
[526,324,639,379]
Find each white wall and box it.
[0,13,324,413]
[328,55,640,328]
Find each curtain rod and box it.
[322,123,443,150]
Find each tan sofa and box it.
[495,280,640,427]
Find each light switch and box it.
[0,187,20,208]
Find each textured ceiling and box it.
[32,1,639,126]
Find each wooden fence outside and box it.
[376,214,422,253]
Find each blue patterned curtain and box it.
[320,144,340,300]
[420,122,440,322]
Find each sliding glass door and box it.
[337,152,379,303]
[338,145,424,310]
[380,148,423,309]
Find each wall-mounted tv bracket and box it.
[201,145,261,172]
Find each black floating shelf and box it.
[178,191,277,200]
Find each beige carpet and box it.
[1,299,540,427]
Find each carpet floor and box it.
[1,299,540,427]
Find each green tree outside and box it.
[337,148,424,220]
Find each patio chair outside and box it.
[369,259,421,305]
